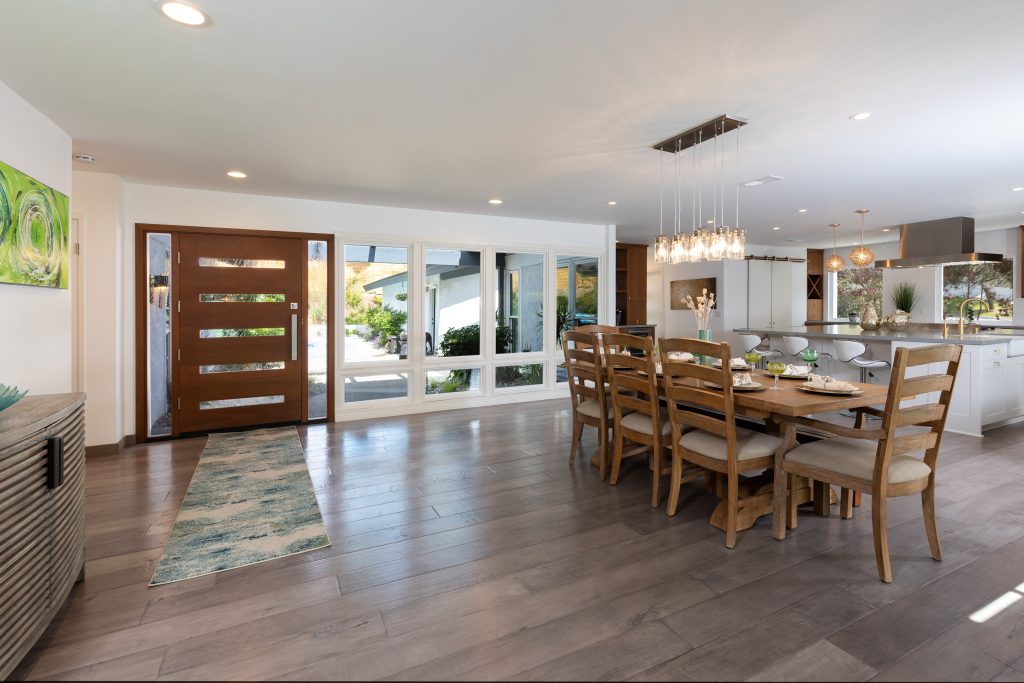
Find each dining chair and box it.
[659,337,788,548]
[575,324,620,336]
[602,333,675,506]
[773,343,963,582]
[562,329,615,480]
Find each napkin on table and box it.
[807,373,856,391]
[732,372,754,387]
[667,351,694,362]
[783,364,809,376]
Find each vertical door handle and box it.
[291,314,298,361]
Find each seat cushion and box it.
[619,409,680,437]
[577,398,611,419]
[679,427,782,462]
[785,437,931,484]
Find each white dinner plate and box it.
[796,384,863,396]
[703,380,765,391]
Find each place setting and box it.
[702,371,766,392]
[795,373,863,396]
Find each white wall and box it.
[69,176,612,442]
[70,172,125,445]
[0,81,72,395]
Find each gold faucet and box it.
[957,296,989,337]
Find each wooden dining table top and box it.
[621,363,890,419]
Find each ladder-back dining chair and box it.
[602,333,674,506]
[774,343,963,582]
[659,337,788,548]
[562,329,615,480]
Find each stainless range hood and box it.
[874,217,1003,268]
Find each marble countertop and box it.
[735,324,1024,345]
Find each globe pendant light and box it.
[824,223,845,273]
[848,208,875,267]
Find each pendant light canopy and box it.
[824,223,845,273]
[651,115,747,264]
[848,208,875,267]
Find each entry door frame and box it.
[134,223,335,441]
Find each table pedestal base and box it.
[710,473,836,533]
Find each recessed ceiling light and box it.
[488,198,503,205]
[881,228,892,232]
[772,226,781,230]
[706,220,714,224]
[226,170,247,179]
[607,201,617,206]
[1013,187,1024,192]
[72,153,96,164]
[741,175,784,188]
[158,1,209,26]
[849,112,872,120]
[798,208,808,213]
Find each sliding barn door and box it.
[176,233,305,433]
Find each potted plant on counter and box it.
[885,282,920,331]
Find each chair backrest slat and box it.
[900,374,954,399]
[893,404,946,428]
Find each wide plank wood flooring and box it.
[12,398,1024,681]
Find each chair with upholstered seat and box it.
[575,324,620,336]
[659,337,790,548]
[773,343,963,582]
[602,333,675,506]
[562,329,616,480]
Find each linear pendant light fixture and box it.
[848,208,875,267]
[825,223,845,273]
[652,114,747,264]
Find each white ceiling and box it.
[2,0,1023,247]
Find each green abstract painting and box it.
[0,159,69,288]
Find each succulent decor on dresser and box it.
[0,158,69,288]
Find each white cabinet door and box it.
[981,359,1005,423]
[771,261,795,327]
[747,261,774,328]
[1001,357,1024,421]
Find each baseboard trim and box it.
[85,434,137,457]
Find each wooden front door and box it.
[176,233,306,433]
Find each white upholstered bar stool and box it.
[782,336,832,373]
[737,334,783,369]
[834,339,890,418]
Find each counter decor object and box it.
[859,304,881,330]
[0,383,28,413]
[884,309,912,332]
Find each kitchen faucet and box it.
[953,296,989,337]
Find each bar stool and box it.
[781,336,831,372]
[737,334,783,369]
[833,340,890,383]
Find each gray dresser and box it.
[0,394,86,679]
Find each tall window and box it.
[943,260,1014,321]
[426,249,481,357]
[836,267,883,318]
[555,256,599,344]
[496,252,544,354]
[344,245,409,363]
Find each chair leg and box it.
[872,494,893,583]
[650,440,662,507]
[609,430,624,485]
[666,451,683,517]
[922,482,943,561]
[840,488,854,519]
[853,490,863,507]
[787,473,799,530]
[568,417,583,465]
[597,424,609,481]
[725,471,739,549]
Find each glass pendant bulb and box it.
[825,223,845,273]
[654,235,670,263]
[848,208,875,267]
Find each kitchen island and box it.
[735,325,1024,436]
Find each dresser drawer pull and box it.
[47,436,64,489]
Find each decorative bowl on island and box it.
[0,384,28,414]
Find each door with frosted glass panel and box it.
[176,233,305,433]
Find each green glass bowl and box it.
[0,384,28,413]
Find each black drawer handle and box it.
[47,436,64,489]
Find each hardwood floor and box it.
[12,398,1024,681]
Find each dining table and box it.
[633,359,890,534]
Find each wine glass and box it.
[744,350,761,369]
[800,347,818,368]
[766,361,787,391]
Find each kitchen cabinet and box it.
[746,258,801,329]
[615,243,648,325]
